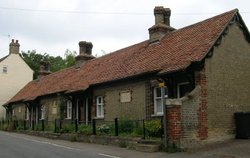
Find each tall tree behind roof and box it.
[21,49,76,79]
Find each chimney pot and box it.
[79,41,93,55]
[75,41,95,67]
[9,39,20,54]
[148,6,175,43]
[154,6,171,25]
[38,61,51,79]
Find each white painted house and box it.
[0,39,33,119]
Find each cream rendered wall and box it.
[0,54,33,119]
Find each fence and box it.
[1,118,163,139]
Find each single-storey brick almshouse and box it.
[3,6,250,148]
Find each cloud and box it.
[0,0,249,58]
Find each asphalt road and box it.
[0,131,168,158]
[1,131,250,158]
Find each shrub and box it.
[145,119,162,137]
[34,124,42,131]
[45,124,55,132]
[97,124,110,134]
[119,120,135,134]
[60,124,75,133]
[132,126,143,136]
[78,124,92,135]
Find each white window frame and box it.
[177,82,189,98]
[96,96,104,118]
[2,65,7,73]
[154,87,168,115]
[41,105,45,120]
[66,100,72,119]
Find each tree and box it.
[21,50,76,79]
[64,49,77,68]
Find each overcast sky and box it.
[0,0,250,58]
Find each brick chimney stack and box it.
[9,39,20,54]
[148,6,175,43]
[38,61,51,79]
[75,41,95,67]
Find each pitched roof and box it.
[5,9,242,105]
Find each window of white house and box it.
[66,100,72,119]
[154,87,168,115]
[25,107,29,120]
[96,96,104,118]
[41,105,45,120]
[2,65,7,73]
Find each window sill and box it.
[151,114,163,117]
[94,117,104,120]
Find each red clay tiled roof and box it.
[5,9,239,105]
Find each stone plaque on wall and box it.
[120,91,131,103]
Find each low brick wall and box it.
[166,86,203,149]
[17,130,142,148]
[165,86,235,149]
[167,105,181,146]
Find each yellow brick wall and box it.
[93,80,146,121]
[206,23,250,138]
